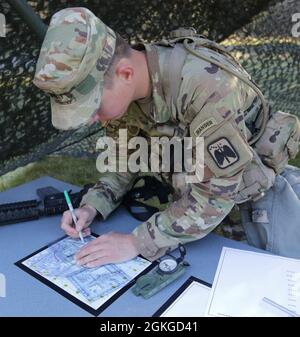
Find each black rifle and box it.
[0,184,94,226]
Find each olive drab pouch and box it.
[254,111,300,174]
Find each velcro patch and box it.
[207,137,239,169]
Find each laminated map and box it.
[15,235,153,315]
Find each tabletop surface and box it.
[0,176,264,317]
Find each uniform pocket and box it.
[254,111,300,173]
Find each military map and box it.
[21,235,151,311]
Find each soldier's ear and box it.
[115,61,134,84]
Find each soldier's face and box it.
[89,63,135,124]
[95,84,132,122]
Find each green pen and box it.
[64,190,84,243]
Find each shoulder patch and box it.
[207,137,239,169]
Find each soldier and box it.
[33,7,300,267]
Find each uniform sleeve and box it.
[80,116,139,219]
[132,169,244,261]
[80,171,137,220]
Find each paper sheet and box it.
[157,277,211,317]
[205,247,300,317]
[16,235,152,315]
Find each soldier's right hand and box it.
[60,205,98,239]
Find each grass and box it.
[287,154,300,168]
[0,155,100,192]
[1,150,300,192]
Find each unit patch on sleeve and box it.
[207,137,239,169]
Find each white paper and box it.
[205,247,300,317]
[21,235,151,310]
[160,281,211,317]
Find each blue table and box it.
[0,176,263,317]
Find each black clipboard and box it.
[15,233,155,316]
[153,276,212,317]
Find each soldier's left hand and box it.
[74,232,139,267]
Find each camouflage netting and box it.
[222,0,300,115]
[3,0,295,176]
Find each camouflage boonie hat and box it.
[33,7,116,130]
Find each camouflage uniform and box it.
[33,8,299,261]
[80,36,260,261]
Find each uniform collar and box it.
[136,43,170,123]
